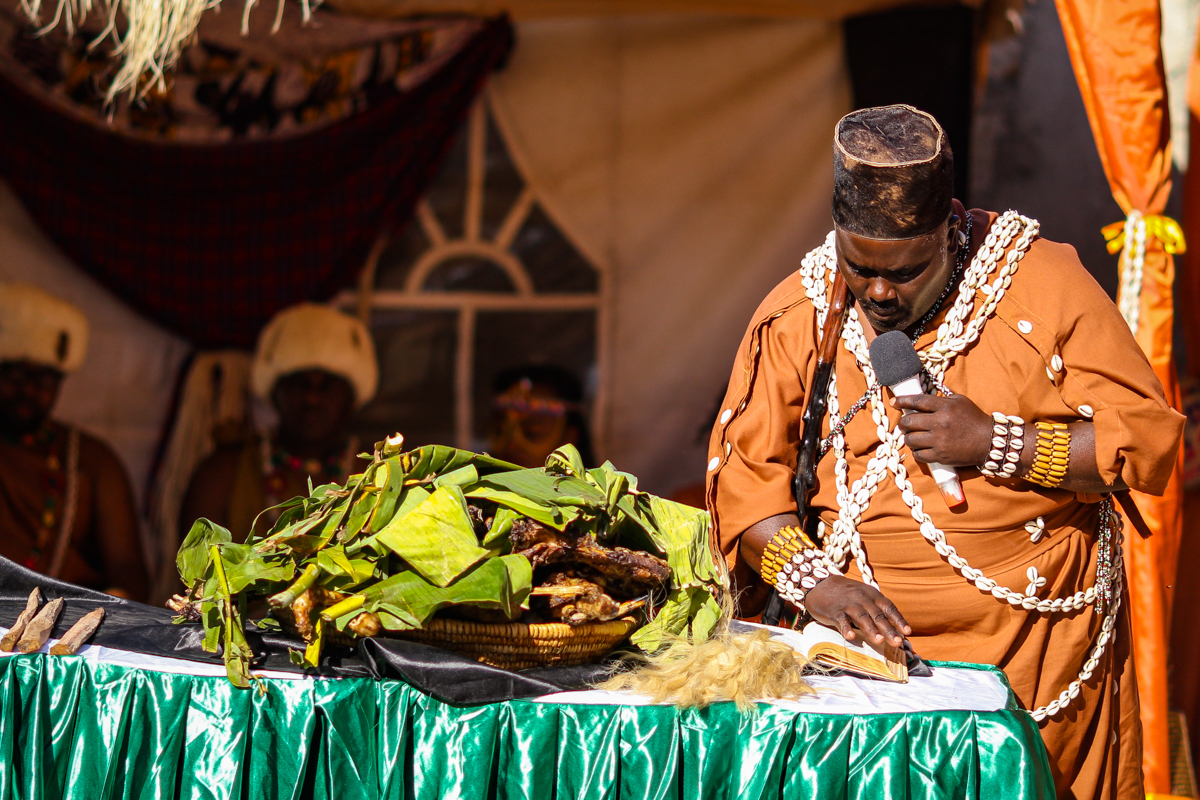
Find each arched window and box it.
[347,97,603,452]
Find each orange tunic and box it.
[706,211,1183,800]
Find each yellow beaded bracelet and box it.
[1025,421,1070,489]
[760,525,818,586]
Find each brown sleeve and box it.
[1003,240,1184,495]
[705,279,816,571]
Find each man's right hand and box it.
[803,575,912,647]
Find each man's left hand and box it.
[894,393,992,466]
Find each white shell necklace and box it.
[796,210,1121,722]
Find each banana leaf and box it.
[402,445,518,483]
[340,488,379,543]
[362,554,532,629]
[315,546,376,590]
[630,585,722,652]
[365,458,406,534]
[179,438,724,686]
[434,464,479,488]
[545,445,586,477]
[465,468,606,530]
[372,485,489,587]
[209,545,257,689]
[483,506,518,549]
[636,495,719,590]
[465,484,573,529]
[202,544,295,597]
[253,507,334,555]
[354,485,432,557]
[177,519,231,586]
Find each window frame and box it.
[341,93,610,454]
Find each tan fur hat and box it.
[251,304,378,407]
[0,282,89,373]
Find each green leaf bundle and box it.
[175,441,726,686]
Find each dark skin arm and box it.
[741,394,1114,648]
[894,393,1126,494]
[740,513,913,647]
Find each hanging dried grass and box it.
[599,627,814,712]
[598,593,814,712]
[18,0,314,102]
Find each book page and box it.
[798,621,907,682]
[728,619,908,682]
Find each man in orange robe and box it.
[706,105,1182,800]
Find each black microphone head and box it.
[869,330,923,386]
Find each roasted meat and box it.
[509,517,670,597]
[531,569,649,625]
[289,586,348,641]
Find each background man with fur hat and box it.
[707,106,1183,798]
[0,282,148,600]
[181,303,378,541]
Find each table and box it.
[0,637,1054,799]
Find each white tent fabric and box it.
[0,13,849,526]
[488,15,851,493]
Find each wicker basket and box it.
[272,606,639,671]
[393,616,640,671]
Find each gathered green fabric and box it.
[0,654,1054,800]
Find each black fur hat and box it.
[832,104,954,239]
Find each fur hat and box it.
[832,104,954,239]
[251,304,378,407]
[0,283,89,372]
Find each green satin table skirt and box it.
[0,654,1054,800]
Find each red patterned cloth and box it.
[0,15,512,347]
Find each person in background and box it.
[181,304,377,541]
[488,365,594,468]
[0,283,148,600]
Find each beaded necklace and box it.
[260,433,359,509]
[797,210,1121,722]
[0,422,80,576]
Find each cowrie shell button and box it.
[725,442,732,455]
[707,457,720,471]
[1050,354,1063,372]
[1079,405,1094,418]
[719,409,732,424]
[1018,320,1033,334]
[1046,367,1056,382]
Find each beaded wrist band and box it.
[1025,421,1070,488]
[761,525,840,612]
[761,525,817,586]
[979,412,1024,478]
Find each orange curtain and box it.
[1055,0,1181,792]
[1172,22,1200,770]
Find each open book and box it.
[729,619,909,683]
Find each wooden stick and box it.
[530,586,588,598]
[17,597,64,654]
[763,272,853,626]
[0,588,42,652]
[49,608,105,656]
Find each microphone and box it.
[868,330,965,508]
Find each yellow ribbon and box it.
[1101,214,1187,255]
